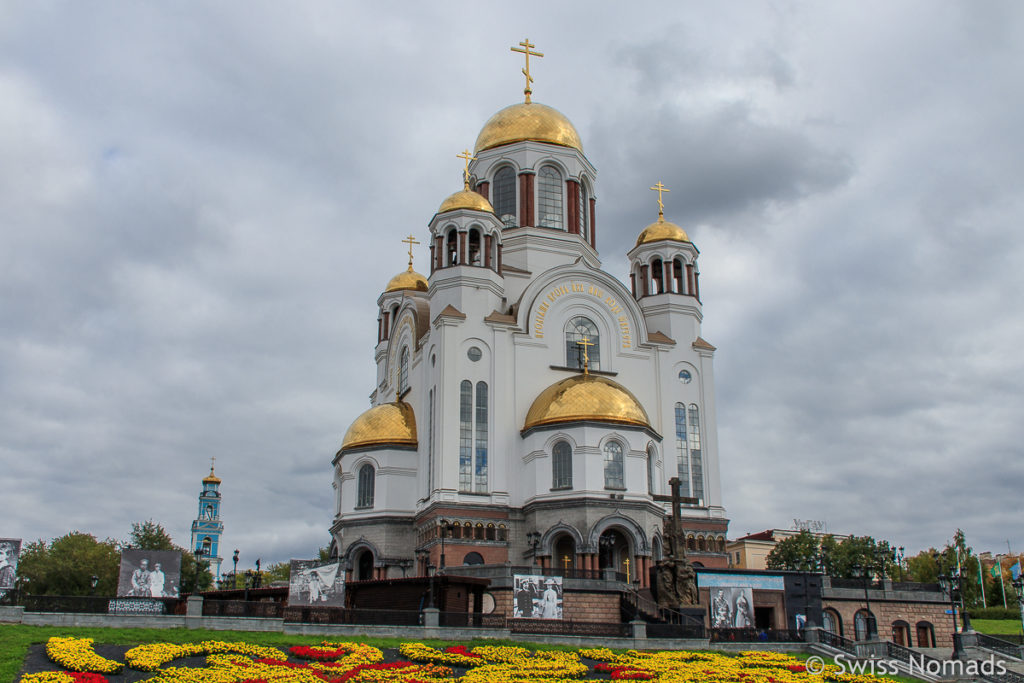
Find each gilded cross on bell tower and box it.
[401,234,420,272]
[456,149,476,190]
[511,38,543,104]
[650,181,670,220]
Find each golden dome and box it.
[475,101,583,154]
[385,267,428,293]
[340,401,417,452]
[438,188,495,215]
[202,467,221,485]
[523,374,651,431]
[635,216,690,247]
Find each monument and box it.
[651,477,701,612]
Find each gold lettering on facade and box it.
[533,281,633,349]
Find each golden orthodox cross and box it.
[456,149,476,189]
[210,456,216,471]
[402,234,420,271]
[563,555,571,571]
[577,335,594,375]
[511,38,543,103]
[624,556,631,584]
[650,181,670,219]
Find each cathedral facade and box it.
[330,69,729,587]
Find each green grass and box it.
[971,618,1024,636]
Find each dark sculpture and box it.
[652,477,700,608]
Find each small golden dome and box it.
[340,401,418,452]
[438,189,495,215]
[475,101,583,154]
[202,467,221,485]
[635,217,690,247]
[385,268,428,293]
[523,374,651,431]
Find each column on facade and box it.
[458,231,467,265]
[484,234,493,269]
[686,264,695,296]
[640,265,649,296]
[518,171,535,227]
[566,179,580,234]
[589,198,596,247]
[381,311,390,339]
[435,235,444,270]
[665,260,675,293]
[476,181,489,200]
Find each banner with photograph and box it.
[512,574,563,620]
[709,586,754,628]
[117,549,181,598]
[288,559,345,606]
[0,539,21,594]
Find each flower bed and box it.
[22,636,898,682]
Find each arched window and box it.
[201,537,212,555]
[537,165,563,229]
[493,167,516,227]
[497,524,508,541]
[357,464,375,508]
[891,620,911,647]
[475,523,485,540]
[552,440,573,489]
[565,316,600,370]
[446,229,458,266]
[486,523,496,540]
[854,609,875,641]
[356,549,374,581]
[647,445,656,493]
[651,258,664,294]
[674,403,692,496]
[399,346,410,393]
[688,404,704,500]
[463,551,484,565]
[468,229,482,266]
[823,609,841,636]
[673,258,685,293]
[603,441,624,489]
[460,380,489,492]
[205,504,214,519]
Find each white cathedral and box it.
[330,45,729,589]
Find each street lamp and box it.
[851,564,878,640]
[938,572,965,659]
[895,546,905,582]
[526,531,541,567]
[438,519,454,573]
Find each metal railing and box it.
[202,599,284,618]
[284,606,421,626]
[892,581,941,592]
[509,618,630,637]
[709,628,803,643]
[820,630,857,654]
[452,564,627,583]
[885,640,946,671]
[647,622,706,639]
[437,611,507,628]
[975,633,1024,659]
[21,595,179,615]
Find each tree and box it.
[128,520,175,550]
[16,532,120,596]
[125,520,212,594]
[766,530,822,571]
[905,530,983,608]
[264,561,291,583]
[825,536,898,579]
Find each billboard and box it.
[0,539,21,595]
[710,586,755,628]
[117,549,181,598]
[512,574,563,620]
[288,559,345,606]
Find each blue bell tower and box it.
[189,460,224,580]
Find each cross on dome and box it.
[401,234,420,272]
[511,38,543,103]
[456,149,476,190]
[577,335,595,375]
[650,181,670,220]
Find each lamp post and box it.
[938,572,965,659]
[851,564,878,640]
[895,546,905,582]
[232,549,239,588]
[526,531,541,567]
[438,519,451,573]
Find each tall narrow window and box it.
[493,167,516,227]
[537,166,563,229]
[459,380,473,492]
[604,441,624,489]
[688,404,704,500]
[399,346,410,393]
[651,259,664,294]
[674,403,691,497]
[552,440,572,489]
[357,464,375,508]
[427,388,435,495]
[578,182,589,237]
[565,316,600,370]
[468,229,481,266]
[474,381,488,492]
[673,258,685,294]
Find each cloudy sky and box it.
[3,1,1022,569]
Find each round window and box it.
[678,370,692,384]
[467,347,482,362]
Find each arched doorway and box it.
[355,549,374,581]
[552,534,576,574]
[892,620,911,646]
[598,529,631,577]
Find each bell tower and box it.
[189,460,224,580]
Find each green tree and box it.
[16,532,120,596]
[905,530,984,608]
[128,520,175,550]
[264,561,291,583]
[124,520,212,594]
[765,530,822,570]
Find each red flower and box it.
[443,646,482,659]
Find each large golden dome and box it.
[340,401,418,452]
[523,374,651,431]
[438,189,495,215]
[475,101,583,154]
[385,267,428,293]
[635,216,690,247]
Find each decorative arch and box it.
[343,537,382,565]
[541,523,585,556]
[587,514,649,553]
[822,608,842,636]
[891,620,911,647]
[915,621,935,647]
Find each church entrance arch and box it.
[552,534,576,573]
[355,549,374,581]
[598,529,631,576]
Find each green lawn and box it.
[971,618,1024,636]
